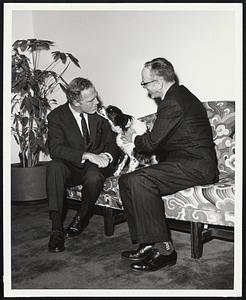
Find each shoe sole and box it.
[130,260,177,272]
[65,233,81,239]
[48,247,65,253]
[121,250,154,262]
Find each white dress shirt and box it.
[68,103,90,136]
[68,103,113,164]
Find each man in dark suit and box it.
[47,77,119,253]
[119,57,219,272]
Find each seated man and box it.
[119,57,219,272]
[47,77,120,253]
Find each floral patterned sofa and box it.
[67,101,235,258]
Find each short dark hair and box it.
[66,77,93,103]
[144,57,175,82]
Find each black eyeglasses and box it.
[140,80,158,87]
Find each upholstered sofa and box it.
[67,101,235,258]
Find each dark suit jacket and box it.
[135,83,218,182]
[47,102,120,168]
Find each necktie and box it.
[80,113,90,144]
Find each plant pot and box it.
[11,164,48,202]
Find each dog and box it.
[98,105,154,176]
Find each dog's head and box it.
[105,105,133,133]
[98,105,133,133]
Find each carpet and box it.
[11,202,234,290]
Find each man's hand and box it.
[98,153,111,164]
[121,128,136,144]
[82,153,110,168]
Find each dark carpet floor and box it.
[11,202,234,290]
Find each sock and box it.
[156,241,175,255]
[50,211,63,231]
[139,243,155,248]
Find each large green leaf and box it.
[51,51,67,64]
[28,39,55,52]
[20,116,29,127]
[67,53,80,68]
[20,96,28,110]
[29,130,35,139]
[12,76,27,90]
[12,40,21,49]
[60,52,67,64]
[51,51,61,62]
[13,135,20,145]
[31,96,40,108]
[30,137,39,153]
[37,138,46,149]
[47,70,58,80]
[19,40,28,52]
[21,95,33,114]
[12,40,27,50]
[13,114,18,125]
[33,106,40,118]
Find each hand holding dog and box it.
[121,128,136,144]
[82,152,110,168]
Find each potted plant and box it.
[11,38,80,201]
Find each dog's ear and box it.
[114,114,124,127]
[124,114,132,122]
[120,115,133,132]
[123,115,133,125]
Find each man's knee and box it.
[119,173,130,189]
[84,170,105,187]
[47,160,66,176]
[119,171,145,188]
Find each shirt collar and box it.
[159,82,177,101]
[68,103,87,120]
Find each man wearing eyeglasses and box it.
[119,57,218,272]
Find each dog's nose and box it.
[97,103,102,109]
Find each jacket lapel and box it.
[63,103,84,140]
[62,104,99,147]
[88,113,98,146]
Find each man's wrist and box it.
[81,152,89,163]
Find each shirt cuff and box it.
[103,152,113,163]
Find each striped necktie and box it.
[80,113,90,144]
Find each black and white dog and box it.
[98,105,149,176]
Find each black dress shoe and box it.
[65,213,89,238]
[48,230,65,253]
[130,249,177,272]
[121,244,154,262]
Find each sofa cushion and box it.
[67,174,234,227]
[67,175,123,210]
[163,175,234,227]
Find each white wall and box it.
[10,8,239,163]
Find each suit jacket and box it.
[135,83,218,182]
[47,102,120,168]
